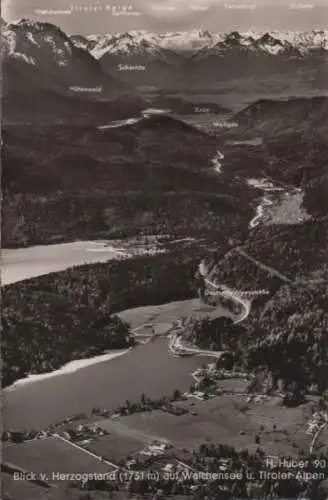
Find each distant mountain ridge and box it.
[69,28,328,88]
[231,96,328,139]
[97,31,184,67]
[76,29,328,59]
[78,30,217,59]
[95,31,186,87]
[2,18,328,93]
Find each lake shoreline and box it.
[1,240,131,286]
[3,336,214,431]
[5,348,132,392]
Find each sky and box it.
[3,0,328,34]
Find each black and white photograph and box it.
[1,0,328,498]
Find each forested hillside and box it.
[3,119,255,246]
[247,282,328,394]
[2,251,199,387]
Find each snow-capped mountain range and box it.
[99,31,183,65]
[190,31,328,61]
[2,18,327,92]
[76,29,328,59]
[70,33,115,58]
[3,19,327,68]
[72,28,328,87]
[70,30,217,59]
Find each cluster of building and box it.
[306,411,328,436]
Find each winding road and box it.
[168,263,252,359]
[198,260,252,323]
[169,332,227,359]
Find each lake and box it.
[1,241,128,285]
[2,244,227,432]
[3,337,212,431]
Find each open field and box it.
[1,473,131,500]
[92,418,171,447]
[118,298,228,334]
[217,378,249,393]
[3,436,115,480]
[263,192,311,226]
[103,396,316,457]
[1,473,50,500]
[83,432,151,463]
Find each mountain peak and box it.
[11,18,52,29]
[227,31,242,40]
[190,29,212,38]
[3,19,120,93]
[259,32,283,45]
[9,18,69,40]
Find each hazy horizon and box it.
[3,0,328,35]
